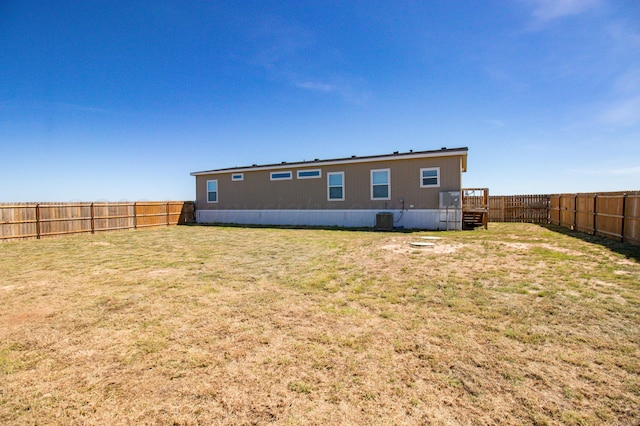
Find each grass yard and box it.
[1,223,639,425]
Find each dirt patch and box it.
[381,241,463,254]
[498,242,532,250]
[4,307,56,328]
[147,269,174,276]
[1,285,19,291]
[498,242,585,256]
[538,243,585,256]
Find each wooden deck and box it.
[462,188,489,230]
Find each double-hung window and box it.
[420,167,440,188]
[371,169,390,200]
[327,172,344,201]
[207,180,218,203]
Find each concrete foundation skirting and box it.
[196,209,462,230]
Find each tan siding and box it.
[196,155,463,210]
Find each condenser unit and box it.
[375,212,394,231]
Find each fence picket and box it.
[489,191,639,246]
[0,201,195,240]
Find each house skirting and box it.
[196,209,462,230]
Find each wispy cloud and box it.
[293,78,372,105]
[599,96,640,127]
[611,166,640,175]
[294,81,336,93]
[613,67,640,94]
[485,119,507,129]
[248,16,314,71]
[571,165,640,176]
[0,100,107,113]
[527,0,602,23]
[245,15,371,105]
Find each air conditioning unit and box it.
[375,212,394,231]
[439,191,461,208]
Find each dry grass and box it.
[1,223,639,425]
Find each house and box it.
[190,147,468,230]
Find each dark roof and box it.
[191,146,468,176]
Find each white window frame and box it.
[231,173,244,181]
[270,171,292,181]
[206,179,218,203]
[370,168,391,200]
[297,169,322,179]
[327,172,345,201]
[420,167,440,188]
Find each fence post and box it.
[90,202,95,234]
[133,202,137,229]
[573,195,578,231]
[35,203,41,239]
[166,202,170,226]
[546,195,551,224]
[592,195,597,235]
[621,193,627,243]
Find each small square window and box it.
[420,167,440,188]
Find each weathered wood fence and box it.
[488,194,550,223]
[0,201,195,240]
[549,192,640,245]
[487,192,640,245]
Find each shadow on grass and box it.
[539,224,640,263]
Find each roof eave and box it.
[190,147,468,176]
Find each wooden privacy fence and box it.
[549,192,640,245]
[488,194,550,223]
[0,201,195,240]
[487,192,640,245]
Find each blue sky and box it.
[1,0,639,201]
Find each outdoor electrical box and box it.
[375,212,394,231]
[439,191,461,209]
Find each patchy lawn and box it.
[1,223,639,425]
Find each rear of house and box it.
[191,147,467,230]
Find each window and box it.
[206,180,218,203]
[327,172,344,201]
[231,173,244,181]
[420,167,440,188]
[270,171,292,180]
[371,169,390,200]
[297,169,321,179]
